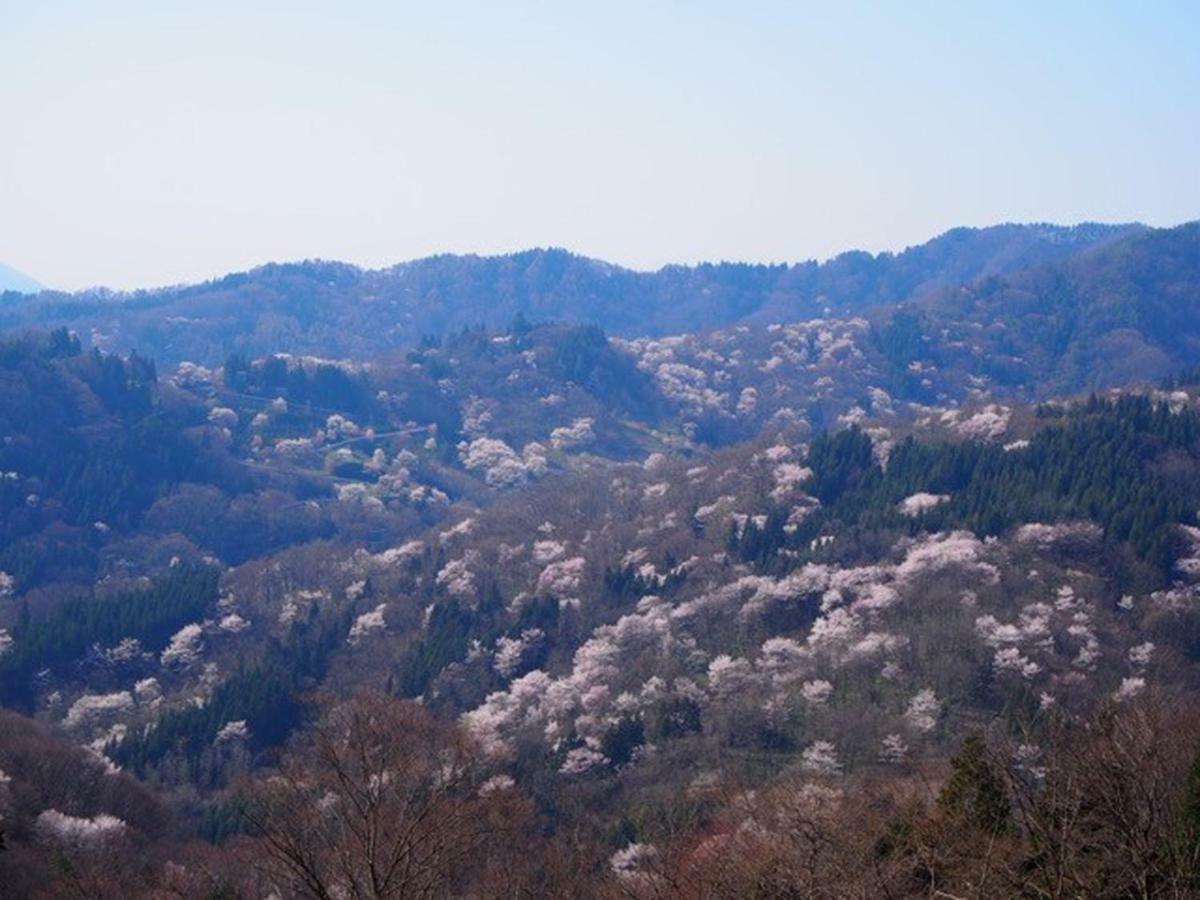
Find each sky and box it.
[1,1,1198,291]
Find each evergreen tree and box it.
[938,731,1011,835]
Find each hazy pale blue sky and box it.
[2,1,1198,290]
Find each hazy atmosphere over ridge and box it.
[2,1,1198,290]
[7,4,1200,898]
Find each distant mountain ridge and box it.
[906,220,1200,395]
[0,222,1146,366]
[0,261,43,294]
[7,223,1200,898]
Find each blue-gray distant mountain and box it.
[899,220,1200,394]
[0,222,1143,367]
[7,220,1200,898]
[0,262,43,294]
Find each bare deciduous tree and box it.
[242,693,526,899]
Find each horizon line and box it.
[8,217,1190,297]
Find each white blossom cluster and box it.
[1115,676,1146,700]
[461,397,494,437]
[621,318,881,427]
[279,588,330,626]
[465,605,681,758]
[172,361,213,386]
[801,740,842,776]
[1015,521,1103,548]
[97,637,147,665]
[536,556,587,600]
[437,555,478,599]
[898,492,949,517]
[879,733,909,763]
[161,623,205,667]
[64,691,135,729]
[493,628,545,678]
[218,612,250,633]
[904,689,941,732]
[770,462,812,501]
[943,404,1011,441]
[36,810,126,847]
[215,719,249,743]
[649,361,727,411]
[610,841,658,878]
[207,406,238,429]
[560,746,608,775]
[458,508,1063,779]
[459,437,548,487]
[894,531,999,584]
[532,540,567,564]
[736,386,758,416]
[348,604,389,644]
[369,540,425,568]
[439,517,477,545]
[549,417,596,450]
[324,414,362,441]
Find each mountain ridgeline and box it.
[0,221,1153,370]
[0,262,43,295]
[7,220,1200,897]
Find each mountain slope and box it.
[0,223,1140,366]
[904,221,1200,395]
[0,261,43,294]
[6,220,1200,897]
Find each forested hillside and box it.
[0,222,1139,366]
[5,221,1200,897]
[912,221,1200,395]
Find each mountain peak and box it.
[0,261,43,294]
